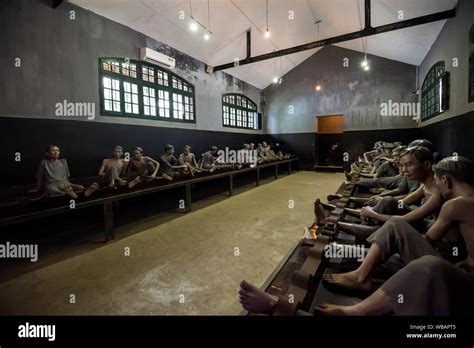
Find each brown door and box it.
[315,115,343,167]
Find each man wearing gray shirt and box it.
[34,145,84,199]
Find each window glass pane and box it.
[158,89,171,117]
[104,100,112,111]
[124,82,138,114]
[111,62,120,73]
[103,77,111,89]
[101,59,195,122]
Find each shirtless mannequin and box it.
[316,156,474,315]
[178,145,201,177]
[84,145,128,197]
[239,157,474,316]
[125,147,160,188]
[32,145,84,199]
[339,146,443,240]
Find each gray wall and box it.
[0,0,262,134]
[419,0,474,127]
[263,45,418,134]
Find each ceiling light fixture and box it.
[357,0,370,72]
[204,0,211,40]
[188,0,213,39]
[190,21,198,32]
[273,54,279,84]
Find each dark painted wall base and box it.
[270,133,315,170]
[271,110,474,169]
[343,127,421,161]
[419,111,474,160]
[2,110,474,187]
[1,117,273,187]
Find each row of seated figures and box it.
[6,142,294,203]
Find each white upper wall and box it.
[418,0,474,126]
[70,0,456,89]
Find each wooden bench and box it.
[0,158,300,242]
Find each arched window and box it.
[222,93,259,129]
[99,58,195,123]
[420,61,449,121]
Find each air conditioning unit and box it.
[139,47,175,69]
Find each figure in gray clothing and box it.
[159,144,186,181]
[33,145,84,199]
[239,156,474,316]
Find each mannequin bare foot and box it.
[239,280,278,314]
[322,271,373,293]
[63,186,78,199]
[314,199,327,225]
[300,226,318,245]
[314,303,353,315]
[162,173,173,181]
[84,183,99,198]
[117,178,127,186]
[127,176,141,189]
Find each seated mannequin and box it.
[200,146,220,173]
[315,156,474,315]
[256,143,265,164]
[178,145,201,177]
[125,147,160,188]
[300,198,328,245]
[240,158,474,316]
[258,142,273,163]
[340,146,420,207]
[235,144,251,169]
[32,145,84,199]
[159,144,187,181]
[84,145,128,197]
[338,146,443,241]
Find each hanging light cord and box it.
[266,0,269,30]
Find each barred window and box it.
[421,61,449,121]
[222,93,259,130]
[99,57,195,123]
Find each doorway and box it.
[315,114,343,168]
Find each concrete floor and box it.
[0,171,343,315]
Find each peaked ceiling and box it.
[70,0,458,89]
